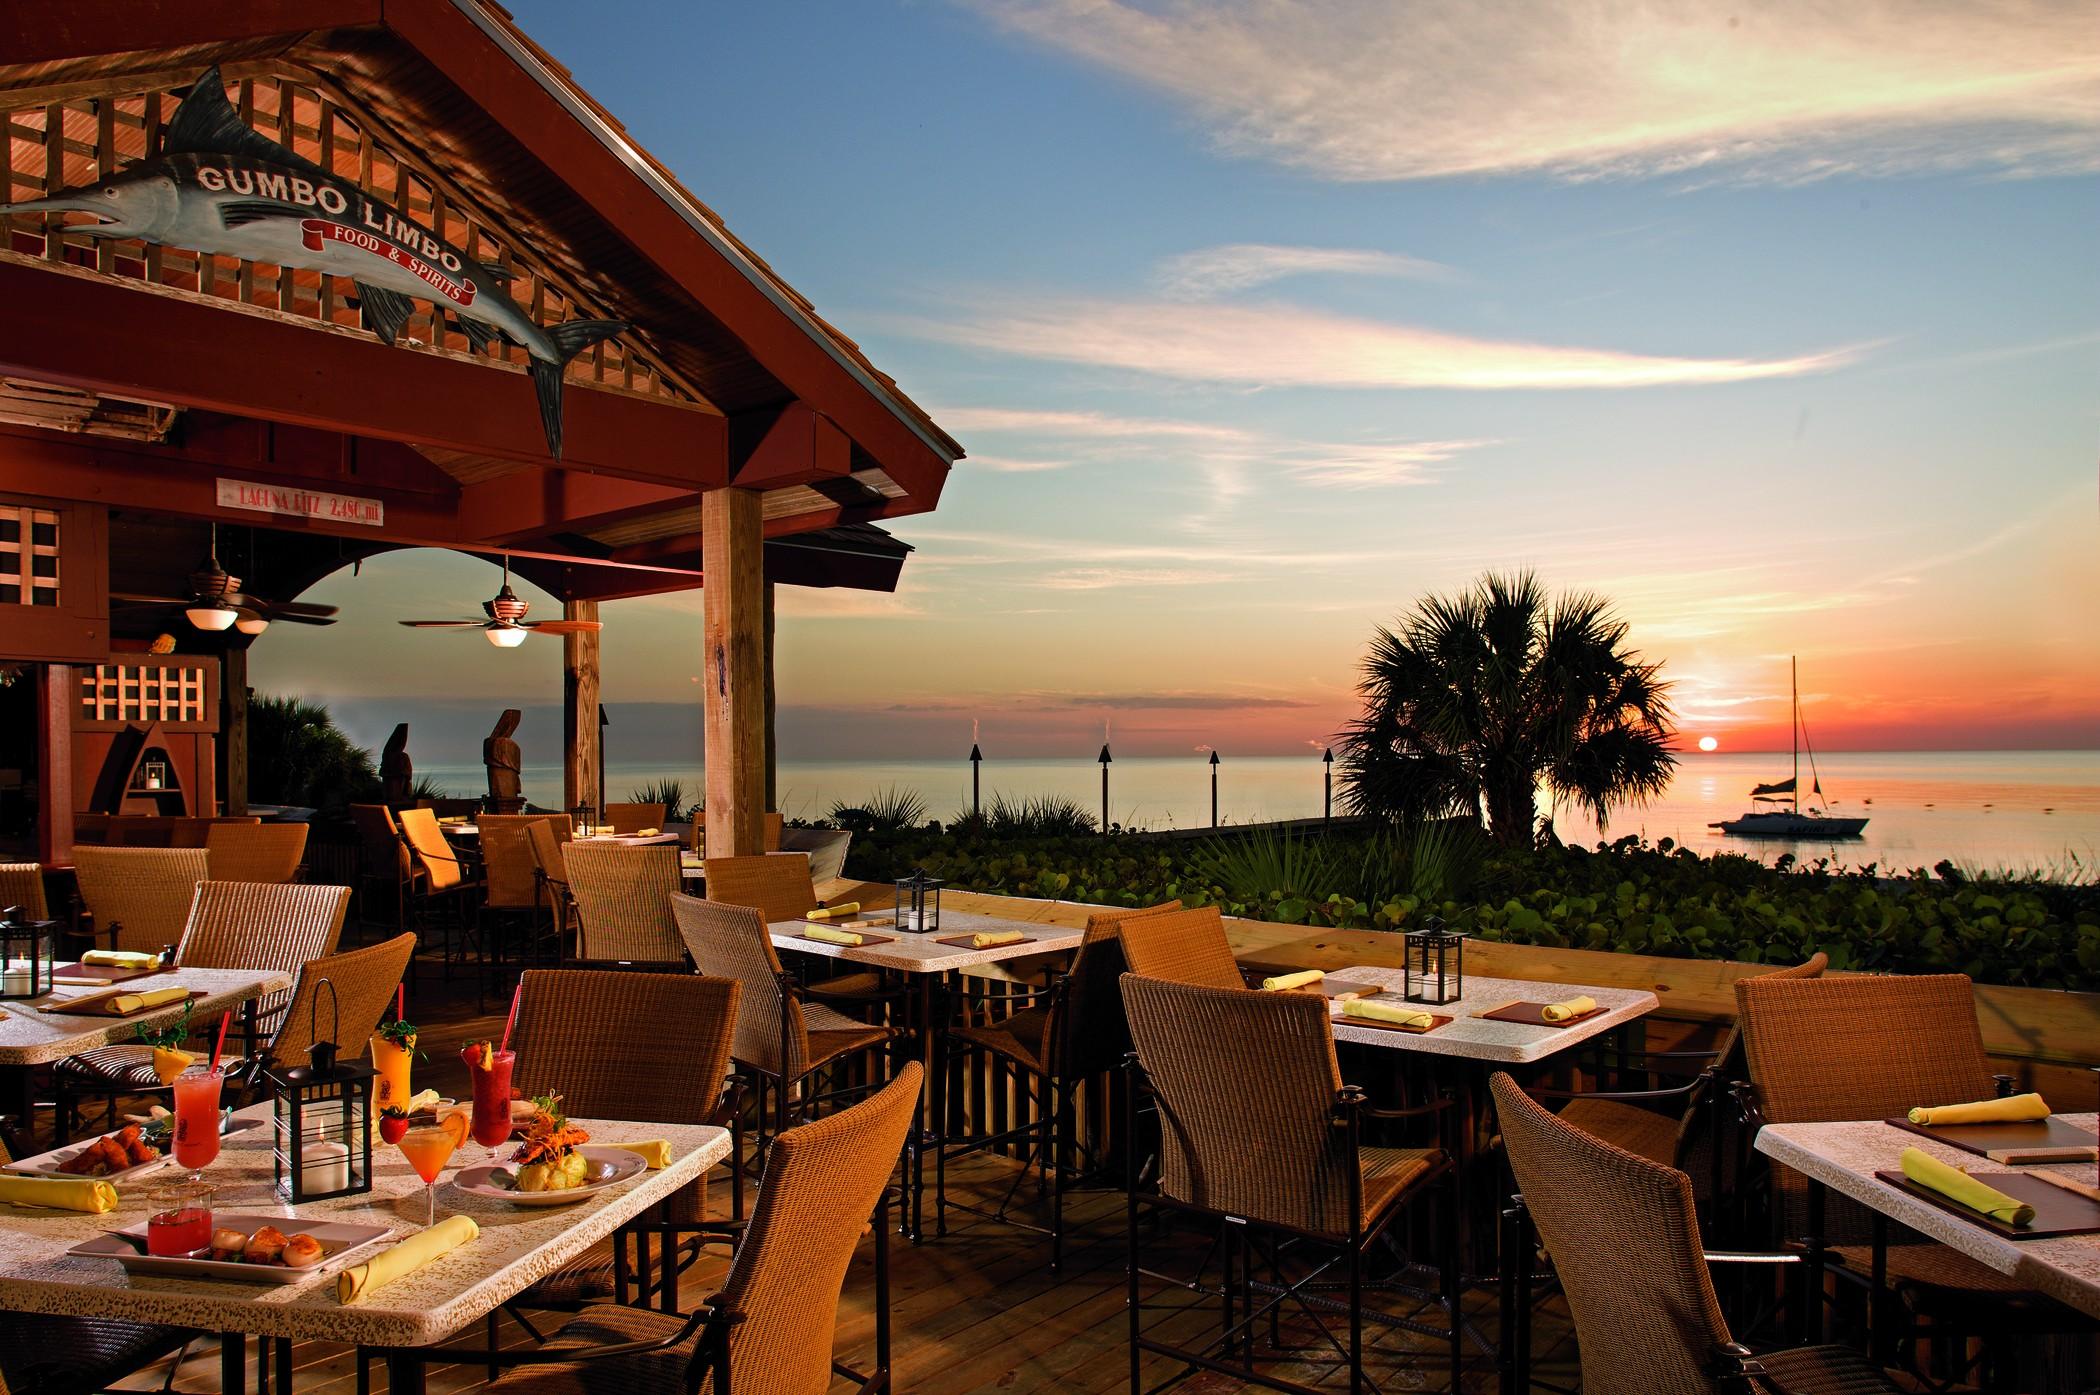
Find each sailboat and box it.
[1711,658,1868,839]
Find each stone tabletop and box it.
[767,907,1081,975]
[1755,1113,2100,1321]
[0,1102,731,1347]
[1319,967,1658,1064]
[0,969,295,1068]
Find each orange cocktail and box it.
[371,1032,414,1113]
[396,1113,467,1226]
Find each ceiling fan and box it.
[111,523,339,635]
[397,554,603,647]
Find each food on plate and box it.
[507,1097,592,1192]
[56,1125,159,1175]
[242,1225,288,1265]
[210,1227,249,1261]
[281,1233,325,1268]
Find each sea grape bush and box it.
[844,825,2100,991]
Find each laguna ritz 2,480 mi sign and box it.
[0,66,625,458]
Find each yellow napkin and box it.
[337,1215,479,1302]
[1262,970,1324,992]
[967,931,1024,949]
[1540,996,1597,1022]
[107,987,190,1015]
[1342,999,1435,1029]
[82,950,160,970]
[0,1175,120,1213]
[610,1140,672,1169]
[151,1046,195,1086]
[804,902,862,922]
[803,926,864,947]
[1899,1147,2034,1227]
[1908,1093,2051,1126]
[635,827,660,837]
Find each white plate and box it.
[68,1213,396,1285]
[452,1146,647,1206]
[4,1134,174,1183]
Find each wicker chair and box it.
[1734,972,2061,1382]
[1121,973,1458,1395]
[670,893,899,1150]
[1117,904,1242,989]
[526,820,574,960]
[202,822,309,884]
[0,863,51,921]
[350,803,418,930]
[562,844,685,965]
[699,851,886,1011]
[475,1063,919,1395]
[68,846,209,954]
[935,900,1178,1270]
[1490,1071,1905,1395]
[602,802,667,835]
[55,881,352,1138]
[396,807,484,984]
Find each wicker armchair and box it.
[1120,973,1458,1394]
[699,851,883,1004]
[1490,1071,1905,1395]
[1117,904,1242,989]
[202,822,309,884]
[475,1063,919,1395]
[934,900,1179,1270]
[0,863,51,921]
[1734,972,2062,1377]
[55,881,352,1138]
[562,844,684,965]
[602,803,666,835]
[526,821,574,960]
[670,893,898,1150]
[350,804,418,930]
[68,846,208,954]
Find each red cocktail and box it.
[463,1043,516,1150]
[170,1066,224,1177]
[146,1181,213,1256]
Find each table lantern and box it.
[1402,915,1465,1006]
[571,803,597,837]
[0,905,58,1000]
[269,979,375,1203]
[895,868,944,935]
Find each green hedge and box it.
[846,827,2100,992]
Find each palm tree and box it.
[1338,571,1676,846]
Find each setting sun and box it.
[1698,736,1720,752]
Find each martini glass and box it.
[396,1115,465,1226]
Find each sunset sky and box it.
[258,1,2100,766]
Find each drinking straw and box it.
[499,983,521,1055]
[208,1011,232,1071]
[395,984,405,1022]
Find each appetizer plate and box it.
[453,1146,647,1207]
[3,1137,172,1184]
[69,1214,395,1284]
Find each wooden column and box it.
[762,580,777,815]
[562,599,601,816]
[702,489,765,858]
[221,645,249,815]
[35,663,73,866]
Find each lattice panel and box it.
[0,505,59,607]
[80,662,208,724]
[2,72,697,403]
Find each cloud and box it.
[1037,566,1216,590]
[966,453,1075,473]
[961,0,2100,183]
[934,405,1249,444]
[1284,438,1496,488]
[1155,243,1451,299]
[905,296,1865,389]
[1060,693,1316,710]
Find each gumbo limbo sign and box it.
[0,67,624,458]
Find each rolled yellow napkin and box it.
[108,987,190,1015]
[968,931,1024,949]
[635,828,660,837]
[1908,1093,2051,1127]
[82,949,160,970]
[1540,996,1597,1022]
[1342,998,1435,1029]
[1262,970,1324,992]
[0,1175,120,1213]
[610,1139,672,1169]
[337,1215,479,1303]
[803,926,864,947]
[804,902,862,922]
[1898,1147,2034,1227]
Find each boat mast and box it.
[1791,656,1800,815]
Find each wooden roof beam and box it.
[456,470,696,547]
[729,402,850,489]
[0,1,379,66]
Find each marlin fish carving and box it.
[0,68,625,457]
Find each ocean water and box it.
[411,749,2100,875]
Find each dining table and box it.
[766,904,1080,1240]
[0,1101,732,1395]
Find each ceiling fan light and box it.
[485,624,529,649]
[235,616,270,635]
[185,605,238,632]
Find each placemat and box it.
[1473,1000,1604,1028]
[1241,971,1383,1000]
[1871,1169,2100,1240]
[1885,1115,2099,1164]
[934,934,1036,949]
[782,928,895,948]
[1333,1011,1453,1036]
[53,986,204,1017]
[50,962,165,986]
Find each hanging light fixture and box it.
[184,523,239,631]
[485,624,528,648]
[235,616,270,636]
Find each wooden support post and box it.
[35,663,73,866]
[762,580,777,816]
[221,645,249,815]
[562,599,602,816]
[702,490,765,858]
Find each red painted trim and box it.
[0,1,381,66]
[456,470,696,545]
[730,402,851,489]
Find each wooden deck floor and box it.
[92,945,1577,1395]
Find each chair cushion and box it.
[487,1304,697,1395]
[56,1046,248,1092]
[805,970,884,1001]
[800,1003,897,1074]
[1556,1097,1680,1171]
[949,1008,1051,1075]
[1752,1343,1903,1394]
[1359,1145,1441,1227]
[0,1312,191,1395]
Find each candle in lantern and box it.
[300,1138,350,1195]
